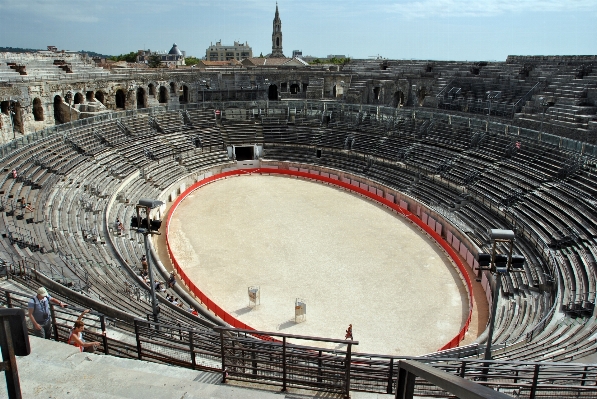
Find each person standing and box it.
[345,324,353,340]
[28,287,66,339]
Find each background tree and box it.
[185,56,200,66]
[109,51,138,62]
[148,54,162,68]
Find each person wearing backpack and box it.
[27,287,66,339]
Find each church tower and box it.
[270,3,285,58]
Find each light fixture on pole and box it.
[130,198,165,323]
[477,229,524,362]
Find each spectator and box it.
[25,202,35,212]
[155,281,165,292]
[167,295,174,303]
[345,324,353,340]
[172,297,179,306]
[67,309,102,353]
[168,273,176,289]
[27,287,66,339]
[191,307,199,317]
[11,169,17,179]
[141,255,148,273]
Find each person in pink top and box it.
[67,309,102,353]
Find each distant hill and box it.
[0,47,112,58]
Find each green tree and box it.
[185,56,200,66]
[148,54,162,68]
[109,51,138,62]
[259,52,264,58]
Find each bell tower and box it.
[271,3,285,58]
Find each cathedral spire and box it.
[270,3,285,58]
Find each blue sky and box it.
[0,0,595,60]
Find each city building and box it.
[292,50,303,59]
[137,43,186,67]
[205,41,252,61]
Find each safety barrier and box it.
[165,167,474,351]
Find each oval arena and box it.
[2,54,597,397]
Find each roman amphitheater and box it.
[1,49,597,398]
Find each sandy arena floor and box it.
[168,174,469,355]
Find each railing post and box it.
[189,331,196,370]
[251,342,257,375]
[281,336,287,392]
[0,317,22,399]
[317,350,323,383]
[395,365,415,399]
[386,358,394,394]
[49,304,58,342]
[459,361,466,378]
[100,315,109,355]
[220,330,227,383]
[134,320,142,360]
[5,292,12,308]
[581,366,588,386]
[344,342,352,399]
[529,364,540,399]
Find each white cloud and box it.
[382,0,597,18]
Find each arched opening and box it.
[418,87,427,106]
[1,101,8,115]
[74,92,84,105]
[136,87,147,109]
[268,84,278,101]
[33,98,44,121]
[148,84,156,96]
[373,87,381,101]
[332,85,337,97]
[53,95,65,124]
[95,91,105,104]
[290,84,300,94]
[179,85,189,103]
[12,102,24,133]
[86,91,94,102]
[276,37,280,47]
[115,89,126,109]
[159,86,168,103]
[169,82,176,94]
[393,91,405,107]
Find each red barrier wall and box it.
[165,168,474,351]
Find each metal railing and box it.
[1,285,597,398]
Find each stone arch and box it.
[33,97,44,121]
[136,87,147,109]
[290,84,300,94]
[86,91,94,102]
[373,87,381,101]
[276,37,280,47]
[95,91,105,104]
[393,91,405,107]
[180,85,189,103]
[169,82,176,94]
[268,84,278,101]
[159,86,168,104]
[418,87,427,106]
[115,89,126,109]
[12,102,24,133]
[148,84,156,96]
[74,92,84,105]
[53,95,66,124]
